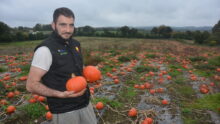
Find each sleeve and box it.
[31,46,52,71]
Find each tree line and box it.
[0,20,220,46]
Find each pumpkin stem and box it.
[95,65,99,69]
[71,73,76,78]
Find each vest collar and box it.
[51,31,72,45]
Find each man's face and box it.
[52,15,74,40]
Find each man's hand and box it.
[58,88,87,98]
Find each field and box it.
[0,37,220,124]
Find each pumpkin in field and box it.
[45,111,53,120]
[19,76,27,81]
[142,117,153,124]
[83,66,101,83]
[66,76,87,92]
[0,99,8,105]
[162,99,169,105]
[37,96,46,102]
[199,84,209,94]
[128,108,137,117]
[7,92,15,98]
[96,102,104,110]
[6,105,16,114]
[29,98,36,103]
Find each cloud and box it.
[0,0,219,27]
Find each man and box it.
[26,7,97,124]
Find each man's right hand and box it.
[58,88,86,98]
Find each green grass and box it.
[181,93,220,124]
[119,87,137,100]
[0,40,41,47]
[118,56,131,62]
[108,50,121,56]
[177,85,195,97]
[189,56,207,62]
[194,64,215,70]
[168,70,183,78]
[18,102,47,120]
[125,80,136,85]
[190,93,220,112]
[20,64,31,72]
[145,54,158,58]
[194,70,214,78]
[166,56,177,63]
[166,82,196,100]
[135,65,158,73]
[91,97,123,108]
[183,117,198,124]
[100,65,114,74]
[168,64,185,70]
[208,56,220,66]
[173,76,187,84]
[0,66,8,72]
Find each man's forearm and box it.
[27,81,61,98]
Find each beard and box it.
[54,27,73,40]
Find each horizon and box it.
[0,0,219,28]
[1,21,214,29]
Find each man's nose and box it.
[66,25,73,32]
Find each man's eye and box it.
[60,24,66,26]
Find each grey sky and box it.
[0,0,219,28]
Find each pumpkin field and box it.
[0,37,220,124]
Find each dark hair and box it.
[53,7,75,23]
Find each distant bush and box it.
[189,56,207,62]
[208,40,217,46]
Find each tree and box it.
[103,28,115,37]
[210,20,220,44]
[0,21,11,35]
[119,26,130,37]
[212,20,220,34]
[0,21,13,42]
[16,31,29,41]
[82,26,95,36]
[33,24,42,31]
[151,27,158,34]
[158,25,173,38]
[185,30,193,40]
[128,28,138,37]
[193,31,210,44]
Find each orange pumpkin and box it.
[142,117,153,124]
[167,75,172,80]
[144,82,151,89]
[37,96,46,102]
[19,76,27,81]
[83,66,101,83]
[29,98,36,103]
[45,111,53,120]
[0,99,8,105]
[128,108,137,117]
[6,105,16,114]
[96,102,104,110]
[200,87,209,94]
[114,79,119,84]
[162,100,169,105]
[7,92,15,98]
[66,76,87,92]
[3,76,10,81]
[45,105,49,111]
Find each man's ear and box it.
[51,22,55,30]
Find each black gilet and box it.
[34,32,90,114]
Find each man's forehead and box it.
[57,15,74,22]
